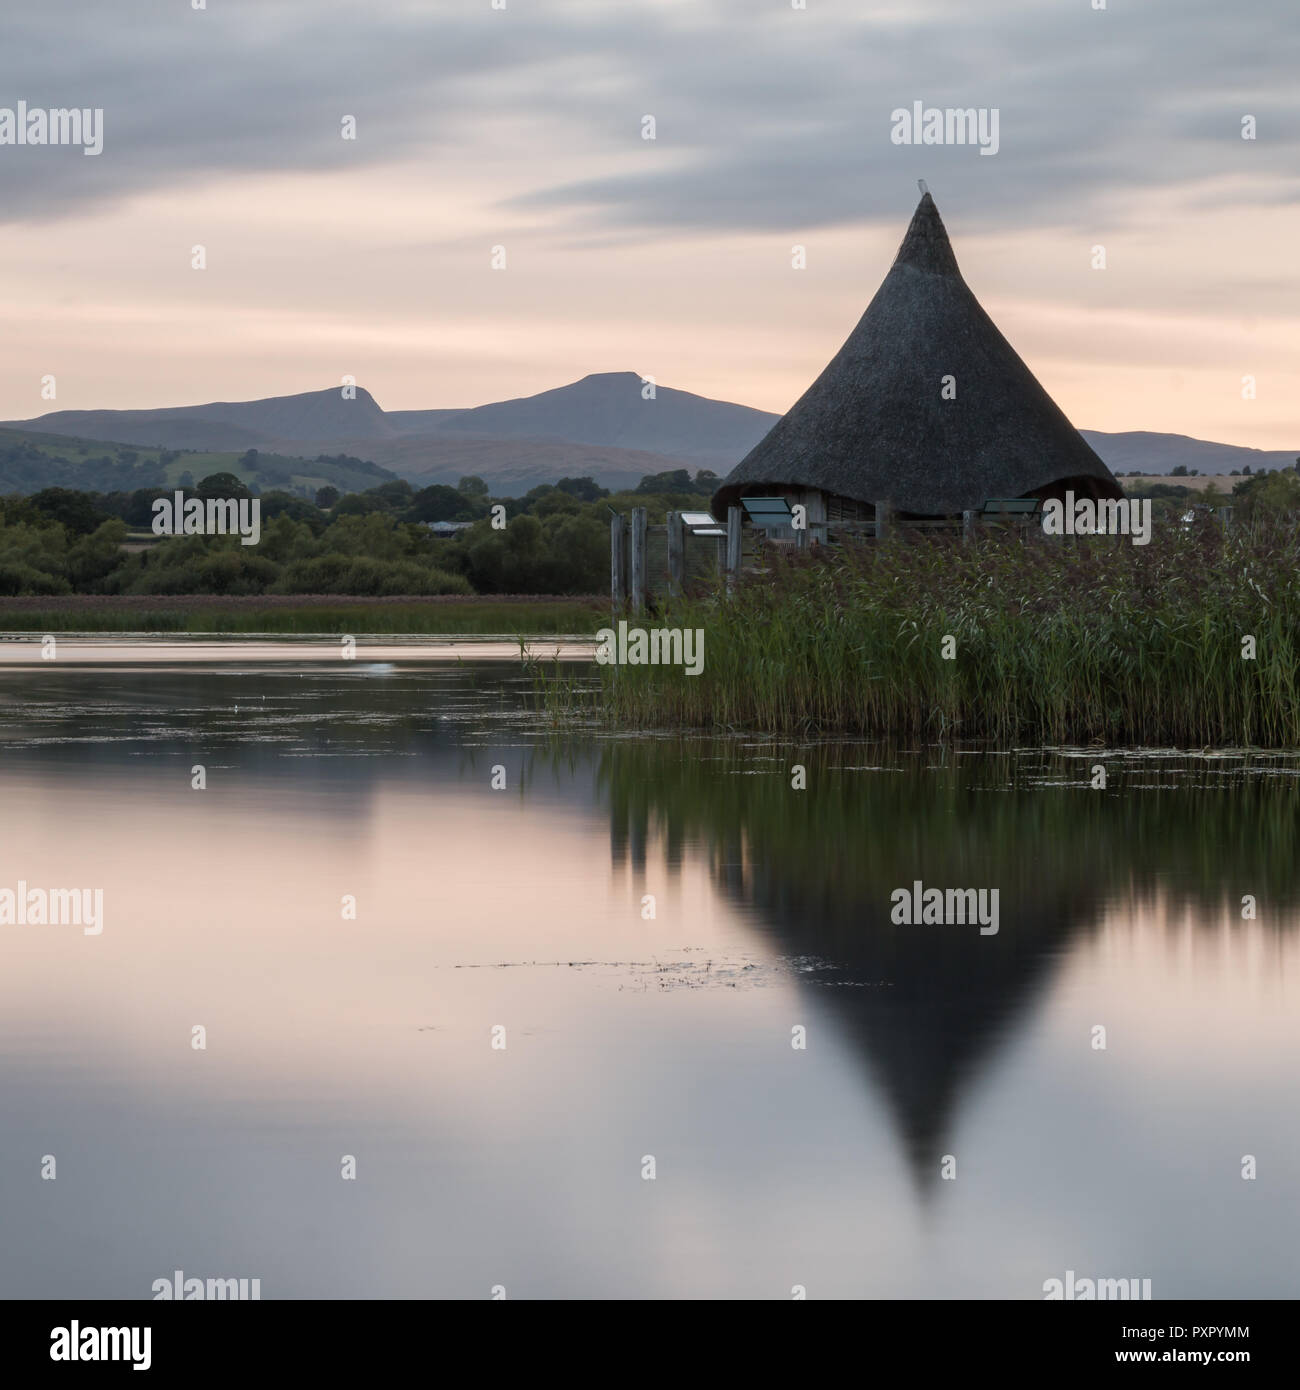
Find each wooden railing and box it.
[610,509,726,611]
[609,500,1265,610]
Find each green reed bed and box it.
[549,523,1300,745]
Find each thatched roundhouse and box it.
[712,192,1121,526]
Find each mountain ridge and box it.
[6,375,1294,492]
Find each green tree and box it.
[407,484,467,523]
[372,479,415,508]
[554,476,607,503]
[198,471,251,499]
[636,469,694,494]
[1232,469,1300,519]
[124,487,172,527]
[531,489,581,518]
[332,492,386,517]
[28,487,108,536]
[66,519,129,587]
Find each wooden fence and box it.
[610,508,727,612]
[610,500,1245,611]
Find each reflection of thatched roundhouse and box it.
[599,743,1108,1188]
[595,741,1300,1188]
[729,862,1098,1191]
[712,192,1122,525]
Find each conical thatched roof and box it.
[713,192,1120,517]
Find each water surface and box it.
[1,662,1296,1299]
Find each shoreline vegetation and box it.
[543,523,1300,747]
[0,594,606,635]
[7,467,1300,748]
[0,468,718,602]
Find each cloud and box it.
[504,0,1300,237]
[0,0,613,222]
[1,0,1295,239]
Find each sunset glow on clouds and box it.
[2,0,1296,446]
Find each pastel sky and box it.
[1,0,1296,446]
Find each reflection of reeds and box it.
[586,738,1300,1178]
[587,739,1300,923]
[546,525,1300,745]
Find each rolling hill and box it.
[17,387,394,453]
[383,373,778,473]
[4,375,774,493]
[1080,431,1299,477]
[0,427,396,496]
[5,375,1294,495]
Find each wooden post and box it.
[725,505,742,593]
[630,506,648,614]
[875,499,893,542]
[962,509,975,543]
[610,514,626,608]
[666,510,684,597]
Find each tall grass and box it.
[0,596,606,636]
[548,523,1300,745]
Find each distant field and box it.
[0,593,607,635]
[1121,474,1238,493]
[0,425,393,495]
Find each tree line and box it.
[0,470,720,598]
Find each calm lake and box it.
[1,659,1297,1299]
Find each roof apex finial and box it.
[894,186,959,276]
